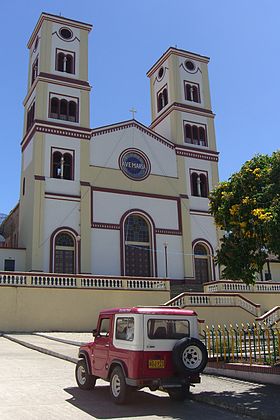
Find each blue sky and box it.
[1,0,279,215]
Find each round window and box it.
[119,149,151,181]
[158,67,164,79]
[185,60,196,71]
[59,27,73,40]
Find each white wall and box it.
[92,191,179,229]
[91,229,120,275]
[90,126,177,178]
[0,249,26,271]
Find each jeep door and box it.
[92,316,112,378]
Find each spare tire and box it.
[172,337,208,374]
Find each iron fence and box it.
[203,323,280,366]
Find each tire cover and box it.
[172,337,208,374]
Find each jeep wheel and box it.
[75,359,96,390]
[167,385,190,401]
[110,366,130,404]
[172,338,208,374]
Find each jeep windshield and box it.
[147,318,190,340]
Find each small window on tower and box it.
[31,56,39,85]
[157,85,168,112]
[190,170,208,198]
[55,49,75,74]
[51,148,74,181]
[26,101,35,132]
[49,94,78,123]
[184,122,207,147]
[184,81,201,103]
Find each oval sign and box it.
[119,149,151,181]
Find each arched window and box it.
[66,54,73,73]
[185,124,192,143]
[68,101,77,122]
[157,87,168,112]
[199,174,208,197]
[192,85,199,102]
[54,232,75,274]
[192,125,199,144]
[52,150,73,180]
[190,171,208,197]
[63,153,72,180]
[185,81,201,103]
[158,92,163,112]
[191,173,199,196]
[56,51,74,74]
[49,96,78,122]
[57,52,64,72]
[60,99,68,120]
[199,127,206,146]
[163,88,168,107]
[186,84,192,101]
[50,97,59,118]
[194,242,212,283]
[123,214,153,277]
[184,123,207,146]
[52,151,62,178]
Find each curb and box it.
[190,394,278,420]
[3,334,78,364]
[33,332,85,347]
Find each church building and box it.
[0,13,220,291]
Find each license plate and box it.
[148,359,165,369]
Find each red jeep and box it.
[75,306,207,404]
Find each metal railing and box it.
[203,323,280,366]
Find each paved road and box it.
[0,337,245,420]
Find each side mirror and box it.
[92,329,98,337]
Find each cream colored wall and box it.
[0,287,169,332]
[240,292,280,313]
[192,306,256,328]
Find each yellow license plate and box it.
[148,359,165,369]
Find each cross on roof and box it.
[129,108,137,119]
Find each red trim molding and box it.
[92,223,120,230]
[92,119,174,150]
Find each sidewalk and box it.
[3,332,280,420]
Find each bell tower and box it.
[147,48,220,285]
[19,13,92,272]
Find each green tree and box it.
[209,151,280,284]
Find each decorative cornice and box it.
[176,148,219,162]
[28,12,92,49]
[21,121,91,151]
[190,209,212,217]
[45,192,81,202]
[146,47,209,77]
[150,102,214,130]
[92,186,180,202]
[92,119,174,150]
[39,72,90,88]
[155,228,182,236]
[92,222,120,230]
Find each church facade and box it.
[0,13,220,289]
